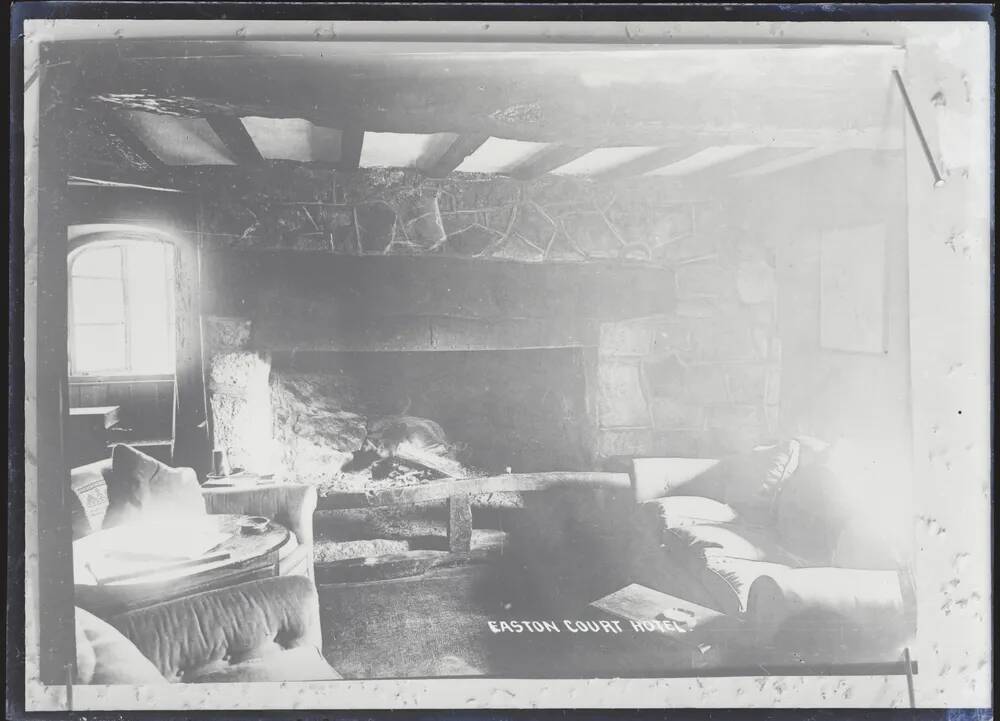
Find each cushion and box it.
[74,608,167,685]
[695,440,801,524]
[662,521,802,566]
[189,645,341,683]
[699,556,798,616]
[103,444,206,529]
[640,496,738,532]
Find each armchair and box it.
[75,575,340,683]
[70,456,318,578]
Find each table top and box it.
[74,513,288,588]
[201,470,277,489]
[69,405,121,429]
[69,405,120,416]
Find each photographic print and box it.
[13,8,992,713]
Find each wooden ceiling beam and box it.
[505,145,592,180]
[337,127,365,171]
[67,175,185,193]
[594,147,707,182]
[74,43,900,148]
[90,90,902,150]
[419,134,489,178]
[206,115,264,165]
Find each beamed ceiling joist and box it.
[506,146,593,180]
[418,135,490,178]
[595,147,706,182]
[206,115,264,165]
[337,127,365,171]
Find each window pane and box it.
[72,277,125,323]
[71,245,123,278]
[125,243,175,374]
[73,324,127,374]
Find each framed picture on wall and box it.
[819,224,889,353]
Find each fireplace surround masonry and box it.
[196,166,780,481]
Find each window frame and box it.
[68,235,177,380]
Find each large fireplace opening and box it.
[270,347,594,486]
[200,253,677,489]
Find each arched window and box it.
[68,238,176,377]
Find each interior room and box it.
[23,24,988,695]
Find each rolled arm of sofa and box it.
[109,575,324,682]
[746,566,915,653]
[202,483,318,546]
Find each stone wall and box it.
[186,165,696,263]
[203,315,280,474]
[594,205,781,462]
[191,166,780,476]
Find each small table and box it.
[68,405,121,466]
[74,514,289,617]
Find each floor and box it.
[317,563,696,679]
[319,564,506,678]
[317,560,912,679]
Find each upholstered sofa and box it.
[70,445,317,578]
[75,575,340,683]
[629,439,916,663]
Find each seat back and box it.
[630,457,722,503]
[110,575,324,682]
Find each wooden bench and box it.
[314,472,629,583]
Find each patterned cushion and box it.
[70,462,111,539]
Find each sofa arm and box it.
[109,575,324,682]
[202,483,317,546]
[746,567,914,658]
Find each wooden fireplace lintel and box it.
[253,312,599,352]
